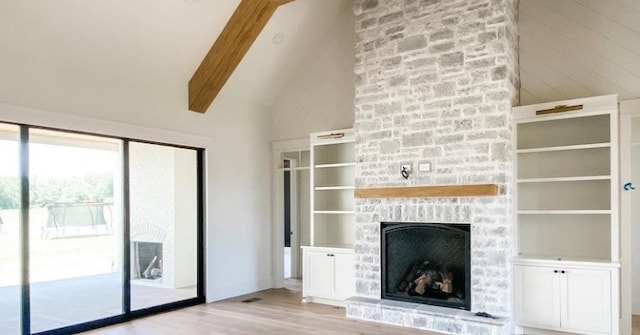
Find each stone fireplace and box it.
[345,0,519,334]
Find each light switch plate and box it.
[418,161,432,172]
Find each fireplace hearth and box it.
[381,222,471,310]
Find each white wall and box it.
[206,98,274,301]
[270,1,356,141]
[173,148,198,289]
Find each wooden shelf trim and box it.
[354,184,499,198]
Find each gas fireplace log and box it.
[142,256,158,278]
[400,261,455,297]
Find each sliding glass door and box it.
[0,123,204,335]
[0,123,20,335]
[129,142,198,310]
[28,129,124,333]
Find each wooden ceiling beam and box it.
[188,0,294,113]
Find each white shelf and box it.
[517,176,611,183]
[517,142,610,154]
[514,255,618,266]
[314,162,356,169]
[518,210,611,215]
[303,244,355,251]
[315,186,355,191]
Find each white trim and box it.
[619,98,640,335]
[0,101,211,148]
[287,158,300,279]
[517,210,611,215]
[517,176,611,183]
[516,143,610,153]
[314,162,356,168]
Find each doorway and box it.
[272,140,310,286]
[283,158,296,278]
[281,153,310,279]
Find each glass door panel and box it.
[129,142,198,310]
[28,129,123,333]
[0,123,20,335]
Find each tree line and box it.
[0,173,113,210]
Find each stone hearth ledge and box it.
[346,297,510,335]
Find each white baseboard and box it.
[206,278,272,303]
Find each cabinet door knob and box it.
[554,270,558,273]
[561,270,565,274]
[327,253,334,257]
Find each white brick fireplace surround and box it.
[345,0,519,334]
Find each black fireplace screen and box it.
[381,222,471,310]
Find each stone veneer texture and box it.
[353,0,519,322]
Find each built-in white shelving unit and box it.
[309,129,356,249]
[302,128,355,307]
[512,95,620,335]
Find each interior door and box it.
[283,158,300,279]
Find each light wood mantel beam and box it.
[188,0,295,113]
[354,184,500,198]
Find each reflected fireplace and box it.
[132,242,163,281]
[381,222,471,310]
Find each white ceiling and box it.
[0,0,350,110]
[519,0,640,105]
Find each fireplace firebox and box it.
[132,242,163,281]
[381,222,471,310]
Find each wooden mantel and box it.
[188,0,295,113]
[354,184,499,199]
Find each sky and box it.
[0,140,118,178]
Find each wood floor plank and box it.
[81,280,438,335]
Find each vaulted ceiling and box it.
[520,0,640,104]
[0,0,350,112]
[2,0,638,118]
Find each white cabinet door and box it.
[333,253,355,300]
[305,251,334,297]
[514,265,561,329]
[561,269,612,334]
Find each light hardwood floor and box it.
[634,315,640,335]
[82,279,437,335]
